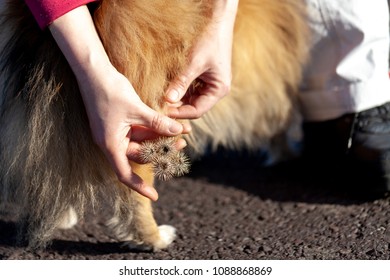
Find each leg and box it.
[58,207,78,229]
[300,0,390,121]
[301,0,390,194]
[108,163,176,251]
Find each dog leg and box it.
[58,207,78,230]
[108,163,175,251]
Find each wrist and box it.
[49,5,112,85]
[213,0,239,20]
[70,51,113,88]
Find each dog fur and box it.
[0,0,308,250]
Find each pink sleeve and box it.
[24,0,99,29]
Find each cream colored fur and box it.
[0,0,308,250]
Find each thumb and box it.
[141,106,184,135]
[166,70,196,103]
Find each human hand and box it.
[165,0,239,119]
[78,65,187,201]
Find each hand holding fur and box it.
[166,0,239,120]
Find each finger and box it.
[166,100,184,108]
[168,105,200,119]
[140,106,184,135]
[122,171,159,201]
[129,125,169,142]
[130,123,190,142]
[103,142,159,201]
[168,93,219,119]
[181,121,192,134]
[165,68,199,103]
[174,138,188,150]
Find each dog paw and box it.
[118,225,176,252]
[153,225,176,251]
[58,207,78,229]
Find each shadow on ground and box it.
[1,151,390,260]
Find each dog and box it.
[0,0,308,250]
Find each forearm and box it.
[212,0,239,24]
[48,5,111,90]
[24,0,99,29]
[166,0,239,118]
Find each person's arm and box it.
[45,6,186,201]
[166,0,239,119]
[24,0,99,29]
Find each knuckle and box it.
[187,108,204,119]
[221,83,231,96]
[116,169,133,187]
[151,114,167,131]
[174,74,190,91]
[116,173,127,185]
[193,111,203,119]
[220,77,232,96]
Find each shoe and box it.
[302,102,390,195]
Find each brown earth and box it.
[1,151,390,260]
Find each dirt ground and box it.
[1,150,390,260]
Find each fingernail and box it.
[183,122,192,133]
[169,122,183,134]
[167,89,179,102]
[145,187,159,201]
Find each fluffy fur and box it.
[0,0,308,250]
